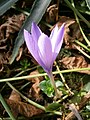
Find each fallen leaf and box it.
[46,4,58,23]
[60,55,90,74]
[7,90,44,118]
[7,99,44,118]
[9,90,21,102]
[0,13,25,68]
[27,70,44,101]
[0,52,11,71]
[0,13,25,40]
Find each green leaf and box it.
[46,103,61,112]
[39,80,54,97]
[83,82,90,92]
[85,0,90,10]
[10,0,51,64]
[0,0,18,16]
[86,105,90,111]
[55,80,64,88]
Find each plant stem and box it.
[49,72,59,99]
[75,40,90,52]
[71,0,90,46]
[11,6,29,16]
[0,67,90,82]
[64,0,90,28]
[74,44,90,59]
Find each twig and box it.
[0,67,90,82]
[54,61,74,95]
[65,91,90,120]
[69,103,83,120]
[75,40,90,52]
[74,44,90,59]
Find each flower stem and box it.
[49,73,59,99]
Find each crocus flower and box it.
[24,22,64,75]
[24,22,64,97]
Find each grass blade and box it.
[0,0,18,16]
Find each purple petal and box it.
[24,29,34,54]
[50,25,58,41]
[24,29,44,67]
[50,23,65,61]
[38,33,53,71]
[31,22,42,42]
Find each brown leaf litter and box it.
[60,55,90,74]
[0,13,25,40]
[27,70,44,102]
[46,4,59,23]
[6,90,44,118]
[0,13,25,71]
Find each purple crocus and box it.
[24,23,64,75]
[24,22,64,97]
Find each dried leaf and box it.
[60,55,90,74]
[0,13,25,39]
[9,90,21,102]
[46,4,58,23]
[7,99,44,118]
[27,70,43,101]
[7,90,44,117]
[0,52,11,69]
[0,13,25,67]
